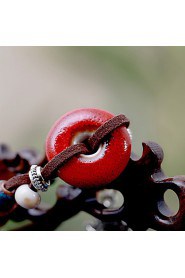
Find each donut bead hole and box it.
[72,130,107,161]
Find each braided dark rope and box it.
[4,114,130,192]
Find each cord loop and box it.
[4,114,130,192]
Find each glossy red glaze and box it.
[46,108,131,188]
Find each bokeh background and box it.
[0,46,184,230]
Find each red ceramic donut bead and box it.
[46,108,131,188]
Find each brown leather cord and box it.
[4,114,130,192]
[42,143,89,180]
[5,144,89,191]
[5,174,30,192]
[87,114,130,150]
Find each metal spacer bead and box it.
[29,165,50,192]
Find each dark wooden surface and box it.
[1,141,184,231]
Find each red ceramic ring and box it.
[46,108,132,188]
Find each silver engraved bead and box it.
[29,165,50,192]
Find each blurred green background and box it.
[0,46,184,230]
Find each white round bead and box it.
[15,184,41,209]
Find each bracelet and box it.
[0,108,184,231]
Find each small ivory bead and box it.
[15,184,41,209]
